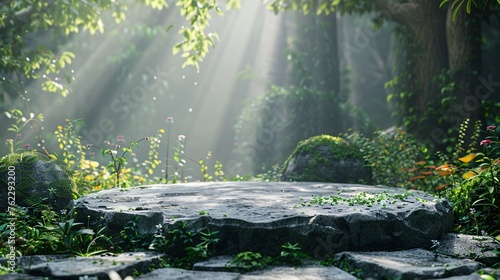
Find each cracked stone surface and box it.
[335,249,483,279]
[437,233,500,265]
[74,182,453,257]
[25,252,164,279]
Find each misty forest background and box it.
[1,0,500,180]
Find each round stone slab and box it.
[74,182,453,258]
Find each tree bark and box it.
[445,5,482,132]
[374,0,449,143]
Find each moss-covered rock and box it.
[282,135,371,183]
[0,152,76,211]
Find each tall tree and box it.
[269,0,497,151]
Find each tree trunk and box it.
[445,5,482,147]
[374,0,449,145]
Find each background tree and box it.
[269,0,500,152]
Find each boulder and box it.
[282,135,371,183]
[73,182,452,257]
[0,153,75,212]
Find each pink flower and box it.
[480,139,493,146]
[178,135,186,141]
[116,145,121,149]
[144,137,150,141]
[117,135,126,143]
[487,125,496,132]
[23,144,31,149]
[166,117,174,123]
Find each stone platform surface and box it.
[74,182,453,256]
[5,182,500,279]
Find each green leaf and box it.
[173,43,182,55]
[452,0,465,20]
[439,0,450,8]
[480,275,496,280]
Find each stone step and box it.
[335,249,483,279]
[4,249,497,279]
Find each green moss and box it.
[283,135,365,182]
[291,135,361,160]
[0,152,77,210]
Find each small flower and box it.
[6,139,13,143]
[480,139,493,146]
[178,135,186,141]
[144,137,150,141]
[110,246,115,250]
[156,224,162,229]
[166,116,174,123]
[116,135,126,143]
[23,144,31,149]
[86,144,91,149]
[469,208,476,214]
[104,140,111,145]
[116,145,121,149]
[57,125,63,131]
[487,125,496,132]
[91,241,96,245]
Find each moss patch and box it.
[282,135,368,183]
[0,152,76,211]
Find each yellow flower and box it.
[57,125,62,130]
[80,160,99,169]
[84,174,95,181]
[133,175,146,183]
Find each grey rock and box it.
[0,273,45,279]
[193,255,359,279]
[435,268,500,279]
[193,255,233,272]
[136,265,357,280]
[0,254,70,271]
[135,267,240,280]
[25,252,164,279]
[241,265,358,280]
[74,182,453,257]
[282,136,371,184]
[335,249,483,280]
[0,154,75,212]
[436,233,500,265]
